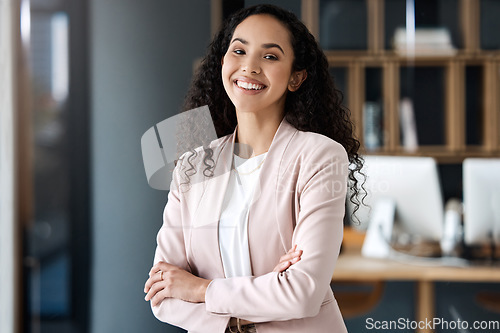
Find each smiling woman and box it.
[144,4,363,333]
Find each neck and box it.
[235,111,284,158]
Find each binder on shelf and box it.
[363,101,382,151]
[392,27,457,56]
[399,98,418,152]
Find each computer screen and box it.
[463,158,500,246]
[348,155,444,242]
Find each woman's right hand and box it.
[272,245,302,273]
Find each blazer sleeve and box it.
[150,158,230,333]
[204,141,348,322]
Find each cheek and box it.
[221,57,235,94]
[222,55,236,77]
[269,67,292,89]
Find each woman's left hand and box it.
[272,245,302,273]
[144,262,211,306]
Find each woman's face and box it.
[221,14,305,117]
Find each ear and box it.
[288,69,307,92]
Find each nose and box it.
[241,56,261,74]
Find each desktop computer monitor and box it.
[463,158,500,246]
[348,156,444,249]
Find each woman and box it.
[144,4,363,333]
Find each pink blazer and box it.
[151,118,349,333]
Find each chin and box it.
[229,97,262,113]
[235,105,262,114]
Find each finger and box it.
[144,271,163,293]
[280,252,293,262]
[273,260,291,273]
[278,256,302,272]
[149,261,174,277]
[279,250,302,263]
[145,279,167,302]
[151,289,170,307]
[286,245,297,254]
[290,256,301,264]
[149,264,160,277]
[282,260,292,270]
[149,261,177,276]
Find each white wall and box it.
[90,1,210,331]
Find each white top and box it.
[218,152,267,278]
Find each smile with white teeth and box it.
[236,80,265,90]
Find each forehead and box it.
[232,14,292,48]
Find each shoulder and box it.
[283,130,349,195]
[290,130,348,163]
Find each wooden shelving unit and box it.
[302,0,500,163]
[211,0,500,163]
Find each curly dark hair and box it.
[180,4,364,218]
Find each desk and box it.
[332,249,500,333]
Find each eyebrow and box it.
[231,37,285,55]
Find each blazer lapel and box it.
[191,128,237,278]
[247,118,298,275]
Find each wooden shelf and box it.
[325,51,500,67]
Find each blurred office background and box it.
[1,0,499,333]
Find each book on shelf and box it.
[399,98,418,152]
[363,101,382,151]
[393,27,457,56]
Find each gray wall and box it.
[90,1,210,332]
